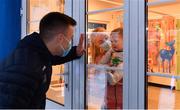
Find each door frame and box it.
[71,0,86,108]
[123,0,146,109]
[21,0,27,38]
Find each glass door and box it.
[147,0,180,109]
[22,0,72,109]
[86,0,124,109]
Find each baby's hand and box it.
[107,48,114,54]
[112,52,122,59]
[109,61,114,66]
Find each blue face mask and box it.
[60,36,72,57]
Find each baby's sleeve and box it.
[113,63,123,84]
[106,63,123,85]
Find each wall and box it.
[176,19,180,90]
[0,0,21,61]
[88,0,123,32]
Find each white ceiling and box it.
[148,1,180,19]
[90,0,180,19]
[98,0,123,6]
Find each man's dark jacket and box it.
[0,32,81,109]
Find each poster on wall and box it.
[148,16,176,74]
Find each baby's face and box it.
[110,33,123,51]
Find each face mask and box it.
[60,36,72,57]
[100,40,111,51]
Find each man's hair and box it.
[39,12,77,41]
[111,28,123,39]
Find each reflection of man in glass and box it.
[0,12,84,109]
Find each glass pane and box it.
[29,0,65,105]
[147,0,180,109]
[148,0,162,3]
[88,0,123,12]
[46,65,65,104]
[86,1,124,109]
[28,0,64,33]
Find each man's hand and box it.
[76,34,85,56]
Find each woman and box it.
[90,27,111,64]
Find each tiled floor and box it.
[46,85,180,109]
[46,83,64,105]
[148,85,180,109]
[88,85,180,109]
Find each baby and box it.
[99,28,123,109]
[99,28,123,85]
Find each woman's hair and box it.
[90,27,106,64]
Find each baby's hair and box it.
[111,28,123,39]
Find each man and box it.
[0,12,84,108]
